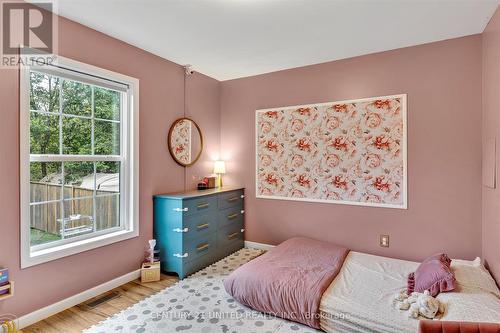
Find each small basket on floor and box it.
[141,262,160,283]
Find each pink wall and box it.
[482,6,500,281]
[0,5,220,317]
[221,36,483,262]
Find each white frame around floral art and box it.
[255,94,407,209]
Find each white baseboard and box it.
[17,269,141,329]
[244,240,275,251]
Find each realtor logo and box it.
[1,1,57,67]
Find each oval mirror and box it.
[168,118,203,167]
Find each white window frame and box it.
[20,55,140,268]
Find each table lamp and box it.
[213,161,226,188]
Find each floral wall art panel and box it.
[171,119,192,165]
[256,94,407,209]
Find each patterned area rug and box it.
[84,248,320,333]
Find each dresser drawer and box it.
[218,206,245,228]
[183,195,217,216]
[173,233,217,263]
[183,212,217,240]
[217,223,245,249]
[218,190,245,210]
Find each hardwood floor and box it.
[23,274,179,333]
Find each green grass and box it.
[30,228,61,246]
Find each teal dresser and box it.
[153,187,245,279]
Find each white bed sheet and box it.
[319,252,500,333]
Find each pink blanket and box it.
[223,237,349,329]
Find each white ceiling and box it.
[45,0,499,81]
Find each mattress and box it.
[319,252,500,333]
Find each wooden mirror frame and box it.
[167,117,204,167]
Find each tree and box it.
[30,72,121,185]
[30,72,60,180]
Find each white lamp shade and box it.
[213,160,226,174]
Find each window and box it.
[20,55,139,268]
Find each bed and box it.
[224,237,500,333]
[320,251,500,332]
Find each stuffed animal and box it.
[393,290,445,319]
[394,290,411,310]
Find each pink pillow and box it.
[423,253,451,267]
[407,253,456,297]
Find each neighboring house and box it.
[80,173,120,193]
[40,173,63,185]
[39,173,119,193]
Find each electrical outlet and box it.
[380,235,389,247]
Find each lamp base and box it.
[217,174,223,188]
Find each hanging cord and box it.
[183,65,193,190]
[183,65,193,118]
[183,66,187,190]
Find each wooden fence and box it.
[30,182,119,236]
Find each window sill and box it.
[22,228,139,268]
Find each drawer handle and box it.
[241,229,245,233]
[241,210,245,214]
[240,194,245,199]
[197,223,210,230]
[173,207,189,212]
[227,196,239,202]
[227,232,239,240]
[173,227,189,233]
[227,213,239,220]
[173,253,189,258]
[197,203,210,209]
[197,243,210,251]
